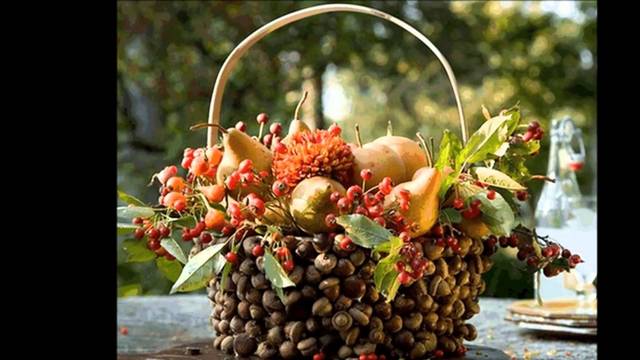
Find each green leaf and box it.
[117,206,155,219]
[385,277,401,303]
[169,216,197,228]
[493,188,520,214]
[156,257,183,282]
[170,242,226,294]
[456,112,518,167]
[510,140,540,156]
[220,262,232,291]
[118,190,145,206]
[264,252,295,288]
[336,214,393,249]
[274,286,286,304]
[473,167,526,191]
[122,239,156,263]
[160,238,188,264]
[118,284,142,297]
[435,130,463,171]
[472,191,515,236]
[372,236,403,302]
[117,223,137,235]
[439,208,462,224]
[496,154,531,183]
[212,253,227,275]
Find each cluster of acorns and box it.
[208,220,490,359]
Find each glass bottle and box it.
[534,117,596,306]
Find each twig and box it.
[416,132,433,167]
[294,91,308,121]
[354,124,363,148]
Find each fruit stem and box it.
[354,124,363,148]
[190,123,228,134]
[416,132,433,167]
[386,121,393,136]
[294,91,309,121]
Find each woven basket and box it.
[204,4,491,359]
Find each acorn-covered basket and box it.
[117,4,583,359]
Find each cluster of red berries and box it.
[274,244,295,272]
[428,224,469,255]
[182,147,222,178]
[325,172,411,234]
[522,121,544,142]
[180,220,214,245]
[132,217,175,261]
[515,238,583,276]
[225,159,268,191]
[459,198,482,219]
[357,353,386,360]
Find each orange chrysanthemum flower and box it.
[272,129,354,190]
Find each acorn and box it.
[279,341,298,360]
[332,311,353,331]
[267,326,285,346]
[297,337,318,357]
[245,320,261,337]
[333,258,356,277]
[256,341,278,359]
[342,327,360,346]
[338,345,353,359]
[301,284,317,299]
[349,249,367,267]
[334,295,353,311]
[343,276,366,299]
[284,321,305,343]
[314,253,337,274]
[312,233,332,253]
[230,316,244,334]
[296,238,317,259]
[409,342,427,360]
[243,235,261,257]
[237,300,251,319]
[246,288,262,305]
[348,306,370,326]
[305,265,322,284]
[394,296,416,315]
[240,258,258,275]
[251,273,269,290]
[394,330,415,350]
[404,312,423,331]
[250,304,266,320]
[385,315,403,333]
[306,318,320,333]
[289,265,305,285]
[220,335,234,354]
[312,297,333,317]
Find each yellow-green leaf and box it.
[122,239,156,263]
[156,257,183,282]
[170,243,226,294]
[474,167,526,191]
[117,206,155,219]
[118,190,145,206]
[160,238,188,264]
[264,253,295,288]
[337,214,393,249]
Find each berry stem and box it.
[354,124,363,148]
[294,91,308,121]
[386,120,393,136]
[258,123,265,140]
[416,132,433,167]
[189,123,228,134]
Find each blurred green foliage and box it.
[117,1,596,297]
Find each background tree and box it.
[117,1,596,296]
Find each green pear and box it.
[216,128,273,195]
[280,119,311,146]
[290,176,345,234]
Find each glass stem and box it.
[534,270,544,306]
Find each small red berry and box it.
[164,253,175,261]
[337,197,351,211]
[173,200,186,212]
[313,353,325,360]
[339,236,353,250]
[522,130,534,142]
[355,206,369,216]
[452,198,464,209]
[283,259,295,272]
[360,169,373,181]
[451,243,461,253]
[533,127,544,140]
[181,156,193,170]
[325,213,337,228]
[346,185,363,202]
[379,177,393,195]
[276,247,289,258]
[234,121,247,132]
[435,238,446,247]
[527,256,539,267]
[225,252,238,264]
[328,123,341,136]
[252,245,264,257]
[238,159,253,173]
[394,261,405,272]
[508,234,518,247]
[432,224,444,237]
[367,354,377,360]
[379,355,386,360]
[471,199,482,208]
[359,355,367,360]
[375,191,386,202]
[330,191,342,203]
[262,133,273,147]
[562,249,572,258]
[367,204,384,218]
[147,228,160,240]
[200,232,213,244]
[256,113,269,124]
[273,141,287,154]
[134,228,145,240]
[148,239,161,251]
[269,123,282,135]
[434,349,444,358]
[181,229,193,242]
[542,247,553,257]
[528,121,540,131]
[569,254,583,267]
[132,217,143,225]
[397,271,412,285]
[399,231,411,243]
[120,326,129,335]
[487,190,496,200]
[258,170,269,178]
[272,181,288,196]
[516,191,528,201]
[398,189,411,201]
[159,225,170,238]
[461,207,481,219]
[373,217,386,227]
[363,193,378,207]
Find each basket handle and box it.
[206,3,468,147]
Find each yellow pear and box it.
[216,128,273,196]
[280,119,311,146]
[290,176,345,234]
[385,167,442,237]
[350,143,406,188]
[372,135,427,182]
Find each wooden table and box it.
[117,295,596,359]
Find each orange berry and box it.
[163,191,186,209]
[200,184,226,203]
[205,209,226,230]
[190,156,210,176]
[206,147,223,166]
[166,177,186,192]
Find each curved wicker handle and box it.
[206,3,468,147]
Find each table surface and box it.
[117,295,596,360]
